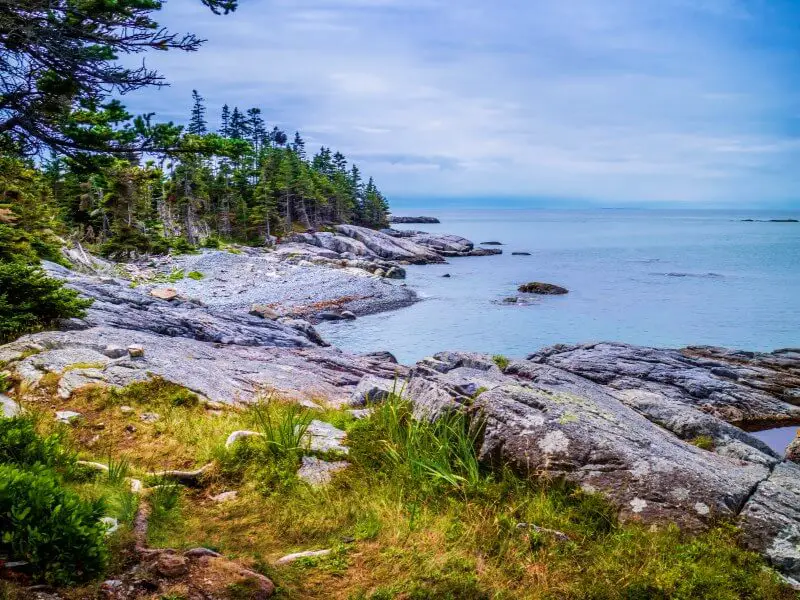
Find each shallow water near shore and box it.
[318,208,800,364]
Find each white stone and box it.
[1,393,22,418]
[275,549,331,565]
[211,491,238,503]
[630,498,648,513]
[55,410,82,424]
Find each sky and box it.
[124,0,800,208]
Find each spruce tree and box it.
[219,105,231,137]
[187,90,208,135]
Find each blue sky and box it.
[125,0,800,207]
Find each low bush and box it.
[0,464,107,585]
[0,262,93,343]
[0,416,74,469]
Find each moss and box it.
[691,435,716,451]
[187,270,205,280]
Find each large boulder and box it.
[518,282,568,295]
[404,346,800,582]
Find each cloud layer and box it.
[125,0,800,206]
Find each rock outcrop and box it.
[403,344,800,583]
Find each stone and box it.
[373,268,386,278]
[184,547,221,558]
[348,408,373,420]
[481,241,504,245]
[250,304,280,320]
[503,297,518,303]
[55,410,82,424]
[518,282,569,295]
[442,273,451,278]
[120,405,134,414]
[787,432,800,463]
[317,311,345,321]
[512,252,532,256]
[103,345,127,359]
[275,549,331,565]
[150,287,178,301]
[385,266,405,279]
[304,420,348,454]
[225,430,264,448]
[340,311,356,320]
[1,393,22,418]
[127,344,145,358]
[211,490,238,503]
[297,456,350,486]
[140,412,160,423]
[362,350,398,364]
[100,516,119,535]
[125,424,137,433]
[155,553,189,578]
[350,375,398,407]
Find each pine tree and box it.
[219,104,231,137]
[230,107,246,139]
[187,90,207,135]
[292,132,306,159]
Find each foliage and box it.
[492,354,510,370]
[0,262,93,343]
[0,464,107,585]
[0,416,74,469]
[0,0,236,156]
[691,435,716,451]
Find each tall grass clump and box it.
[349,394,484,496]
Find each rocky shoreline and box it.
[2,225,800,585]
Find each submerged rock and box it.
[518,282,569,295]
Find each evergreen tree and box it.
[292,132,306,159]
[219,104,231,137]
[187,90,208,135]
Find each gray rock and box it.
[787,432,800,463]
[1,393,22,418]
[362,350,398,364]
[55,410,82,424]
[250,304,280,320]
[150,288,178,301]
[512,252,532,256]
[103,345,127,359]
[127,345,145,358]
[140,412,160,423]
[518,282,568,295]
[340,311,357,320]
[317,311,345,321]
[350,375,399,407]
[304,420,348,454]
[297,456,349,486]
[210,491,238,503]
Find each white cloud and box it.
[123,0,800,205]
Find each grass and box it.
[691,435,716,451]
[492,354,510,371]
[187,270,205,280]
[5,376,796,599]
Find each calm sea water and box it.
[318,209,800,365]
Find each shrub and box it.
[0,464,108,584]
[491,354,509,370]
[0,262,93,343]
[0,416,74,469]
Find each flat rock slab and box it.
[304,420,348,454]
[297,456,350,486]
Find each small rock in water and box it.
[503,297,519,303]
[55,410,82,424]
[512,252,532,256]
[150,287,178,301]
[317,311,345,321]
[518,282,569,295]
[442,273,451,278]
[127,344,145,358]
[340,311,356,320]
[480,241,504,245]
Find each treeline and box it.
[35,91,389,257]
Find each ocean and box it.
[317,209,800,365]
